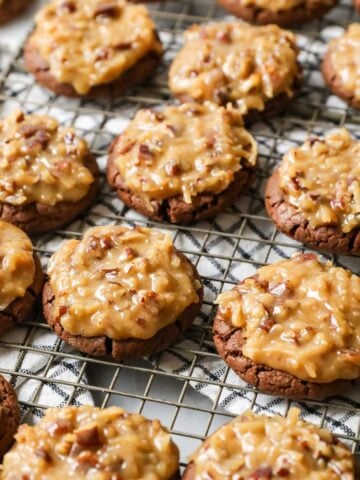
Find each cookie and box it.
[2,405,180,479]
[322,24,360,109]
[0,374,20,460]
[0,110,99,234]
[265,129,360,254]
[24,0,163,97]
[355,0,360,10]
[0,221,44,335]
[213,253,360,400]
[169,22,302,121]
[107,103,258,224]
[43,225,203,359]
[0,0,31,24]
[217,0,337,26]
[183,408,355,479]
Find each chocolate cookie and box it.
[322,24,360,109]
[0,221,44,335]
[43,225,204,359]
[2,405,180,479]
[217,0,337,26]
[24,0,163,97]
[213,253,360,400]
[265,129,360,254]
[0,374,20,460]
[0,0,31,24]
[0,110,99,234]
[169,22,302,121]
[107,103,258,224]
[355,0,360,10]
[183,408,355,479]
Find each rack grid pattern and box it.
[0,0,359,467]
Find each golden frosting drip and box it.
[112,103,257,206]
[0,220,35,311]
[216,253,360,383]
[0,110,95,207]
[328,24,360,103]
[48,225,202,340]
[2,405,180,480]
[169,22,301,114]
[279,129,360,233]
[28,0,163,95]
[191,408,355,479]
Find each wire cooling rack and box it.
[0,0,360,469]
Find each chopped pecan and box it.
[64,131,76,144]
[277,467,290,477]
[14,111,25,123]
[76,450,99,467]
[95,48,111,61]
[268,282,293,298]
[217,30,232,43]
[124,247,135,258]
[206,132,217,150]
[165,160,181,176]
[60,1,76,12]
[75,425,101,448]
[213,88,229,105]
[86,235,113,256]
[330,198,346,210]
[94,3,119,18]
[166,124,177,137]
[290,174,307,191]
[247,466,273,480]
[59,305,69,316]
[48,418,73,436]
[26,129,50,150]
[138,144,154,162]
[259,315,275,333]
[114,42,132,50]
[18,124,42,138]
[297,253,317,262]
[35,447,52,463]
[136,317,146,327]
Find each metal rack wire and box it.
[0,0,359,468]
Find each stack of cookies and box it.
[0,0,359,477]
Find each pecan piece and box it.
[35,447,52,463]
[75,425,101,448]
[247,466,273,479]
[217,30,232,43]
[114,42,132,50]
[60,1,76,13]
[165,160,181,175]
[58,305,69,316]
[259,316,275,333]
[94,3,119,18]
[26,129,50,150]
[138,144,154,162]
[48,418,73,436]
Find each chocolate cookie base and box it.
[0,253,44,336]
[0,374,20,460]
[42,254,203,360]
[0,154,99,234]
[265,169,360,255]
[0,0,31,25]
[322,50,360,109]
[24,41,162,98]
[217,0,337,26]
[107,151,256,224]
[213,310,356,400]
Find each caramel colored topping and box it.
[191,408,355,479]
[112,103,257,205]
[0,220,35,311]
[328,24,360,103]
[169,22,301,115]
[28,0,163,95]
[216,253,360,383]
[48,225,201,340]
[2,405,179,480]
[0,110,95,207]
[279,129,360,233]
[240,0,334,12]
